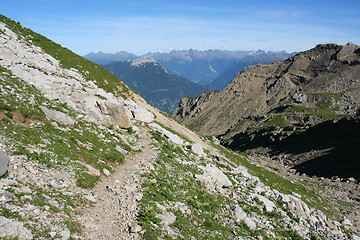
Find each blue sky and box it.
[2,0,360,55]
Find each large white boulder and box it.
[149,123,184,145]
[196,165,233,193]
[191,143,203,155]
[123,99,154,123]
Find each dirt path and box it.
[77,128,157,239]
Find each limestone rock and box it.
[253,194,276,212]
[149,123,183,145]
[124,99,154,123]
[156,212,176,225]
[292,93,307,103]
[60,229,71,240]
[39,106,75,126]
[337,42,359,61]
[281,194,311,219]
[233,205,247,221]
[103,169,110,176]
[0,216,33,240]
[0,151,9,177]
[191,143,203,155]
[98,100,132,129]
[233,165,251,178]
[196,165,233,192]
[244,217,256,230]
[78,162,100,176]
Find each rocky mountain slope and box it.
[0,14,359,240]
[102,56,209,113]
[207,50,294,90]
[174,43,360,232]
[174,43,360,167]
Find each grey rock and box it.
[233,205,246,221]
[124,99,154,123]
[60,229,71,240]
[156,212,177,225]
[0,216,33,239]
[41,138,51,145]
[38,164,48,170]
[195,165,234,194]
[244,217,256,230]
[0,151,9,177]
[281,194,311,219]
[149,123,183,145]
[292,93,307,103]
[20,186,32,194]
[191,143,203,155]
[101,100,132,129]
[0,191,13,202]
[103,169,110,176]
[79,162,100,176]
[84,194,97,203]
[337,42,358,61]
[129,224,142,233]
[40,106,75,126]
[39,194,51,204]
[233,165,251,178]
[341,216,352,226]
[54,172,66,181]
[254,194,276,212]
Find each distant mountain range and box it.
[84,51,138,64]
[84,49,294,88]
[102,56,209,113]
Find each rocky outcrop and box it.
[0,22,153,129]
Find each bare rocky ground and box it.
[77,128,157,239]
[249,153,360,235]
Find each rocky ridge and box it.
[0,15,359,239]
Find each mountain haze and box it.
[85,49,293,88]
[102,56,209,113]
[83,51,137,65]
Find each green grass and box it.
[262,115,288,127]
[212,144,340,219]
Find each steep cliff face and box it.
[174,43,360,136]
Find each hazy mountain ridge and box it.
[83,51,138,65]
[0,15,358,239]
[102,56,209,113]
[84,49,293,87]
